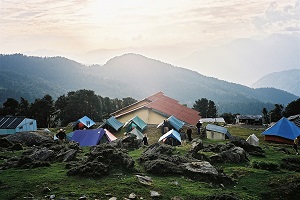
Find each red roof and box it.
[145,92,200,125]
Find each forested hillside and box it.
[0,53,298,114]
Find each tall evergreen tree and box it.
[193,98,208,117]
[269,104,284,122]
[261,107,269,124]
[220,112,237,124]
[18,97,31,117]
[122,97,137,108]
[59,90,102,126]
[31,94,55,128]
[207,100,217,118]
[1,98,19,116]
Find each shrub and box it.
[251,160,279,171]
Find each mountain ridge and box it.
[0,53,298,114]
[251,69,300,97]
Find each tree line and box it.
[0,89,137,128]
[1,89,299,127]
[192,97,300,125]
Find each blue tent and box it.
[158,129,181,146]
[157,115,185,131]
[124,116,147,132]
[167,115,185,131]
[78,116,95,128]
[73,116,96,130]
[99,116,124,131]
[71,128,106,146]
[262,117,300,142]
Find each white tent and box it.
[158,129,181,146]
[246,134,259,146]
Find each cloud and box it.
[252,0,300,32]
[285,26,300,32]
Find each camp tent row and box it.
[67,115,121,147]
[158,118,231,146]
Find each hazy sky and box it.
[1,0,299,85]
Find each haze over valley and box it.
[0,0,299,115]
[1,1,299,86]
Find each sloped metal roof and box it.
[0,116,25,129]
[112,92,200,125]
[206,124,232,138]
[236,115,262,120]
[145,92,200,125]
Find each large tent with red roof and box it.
[111,92,200,126]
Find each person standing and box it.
[163,120,169,134]
[196,121,202,135]
[293,135,300,155]
[179,128,187,146]
[187,127,192,142]
[143,134,149,145]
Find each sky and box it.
[1,0,299,86]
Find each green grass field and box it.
[0,125,299,200]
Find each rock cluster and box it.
[0,137,80,170]
[67,143,135,177]
[230,136,265,157]
[139,143,234,185]
[4,131,53,146]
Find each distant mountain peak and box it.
[252,69,300,97]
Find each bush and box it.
[251,160,279,171]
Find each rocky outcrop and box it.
[139,143,234,185]
[230,136,265,157]
[67,143,135,177]
[210,146,248,164]
[5,132,54,146]
[0,138,14,148]
[0,142,80,170]
[189,138,204,153]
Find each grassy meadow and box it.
[0,124,299,200]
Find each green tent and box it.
[99,116,124,131]
[128,128,144,140]
[124,116,147,132]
